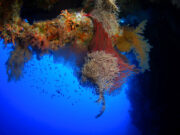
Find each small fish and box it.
[56,90,61,94]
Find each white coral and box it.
[82,50,121,117]
[90,0,120,37]
[82,51,120,91]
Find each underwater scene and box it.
[0,0,178,135]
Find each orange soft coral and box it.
[1,9,93,51]
[114,20,152,72]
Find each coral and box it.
[90,0,120,37]
[24,30,50,50]
[82,51,120,92]
[87,18,136,91]
[88,18,119,55]
[82,51,120,117]
[95,0,119,12]
[58,10,94,48]
[1,10,94,51]
[82,18,135,117]
[6,43,32,81]
[82,50,135,118]
[1,18,25,46]
[114,20,152,72]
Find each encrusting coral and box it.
[0,0,151,118]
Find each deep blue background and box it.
[0,40,140,135]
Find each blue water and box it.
[0,40,140,135]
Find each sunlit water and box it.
[0,40,140,135]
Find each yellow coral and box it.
[115,20,151,72]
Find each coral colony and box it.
[0,0,151,118]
